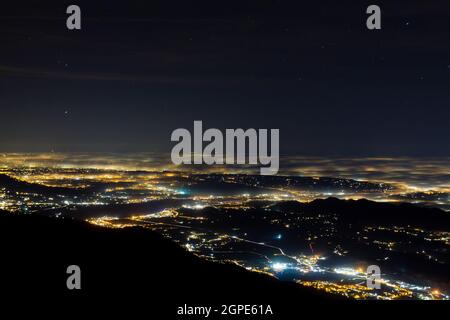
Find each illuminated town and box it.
[0,153,449,300]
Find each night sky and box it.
[1,0,449,156]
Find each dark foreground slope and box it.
[0,209,446,317]
[0,210,338,317]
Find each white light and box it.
[182,203,206,210]
[272,262,287,272]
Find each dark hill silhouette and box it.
[271,197,450,231]
[0,210,341,317]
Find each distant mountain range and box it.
[0,173,86,196]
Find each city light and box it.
[271,263,288,272]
